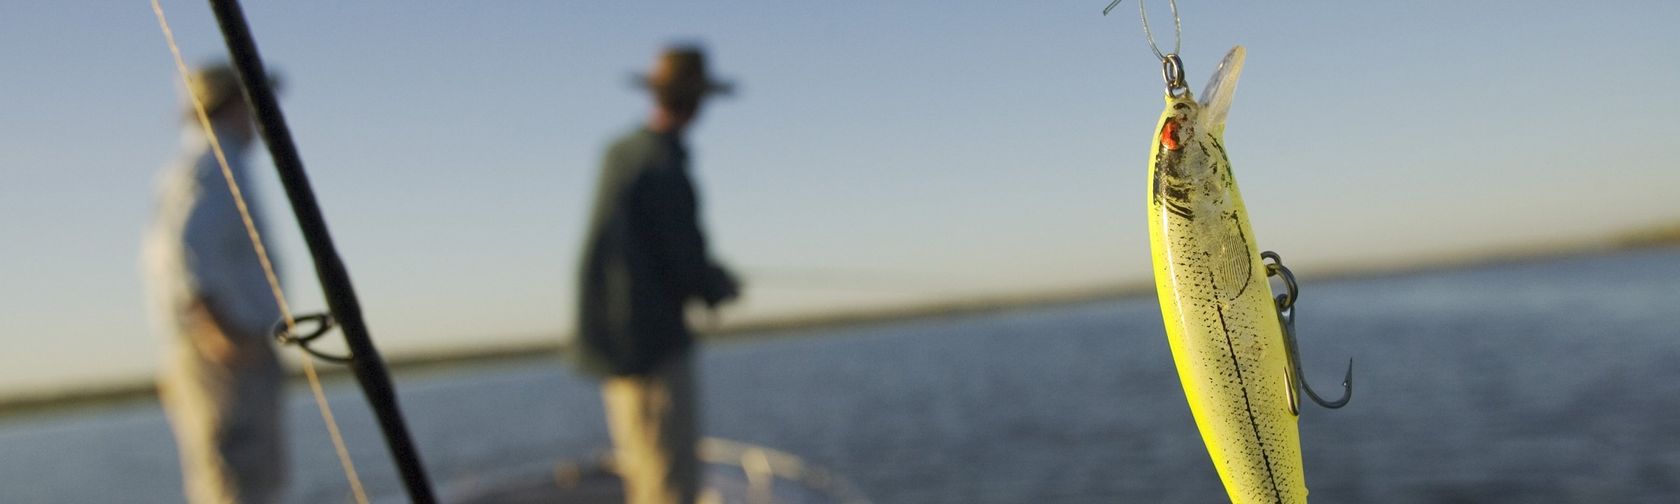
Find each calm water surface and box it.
[3,249,1678,503]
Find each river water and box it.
[3,248,1678,503]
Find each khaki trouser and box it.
[602,356,699,504]
[158,302,285,504]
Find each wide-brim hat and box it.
[633,45,734,101]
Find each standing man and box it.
[576,44,741,504]
[142,64,287,504]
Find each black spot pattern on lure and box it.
[1166,212,1298,501]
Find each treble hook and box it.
[1262,251,1352,415]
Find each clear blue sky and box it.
[2,1,1676,395]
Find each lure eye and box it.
[1160,120,1182,151]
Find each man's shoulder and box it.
[605,128,678,175]
[607,128,659,157]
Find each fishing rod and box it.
[740,266,989,295]
[202,0,437,501]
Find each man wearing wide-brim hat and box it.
[575,44,741,504]
[143,63,288,504]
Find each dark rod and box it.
[203,1,437,502]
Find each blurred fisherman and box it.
[576,44,741,504]
[142,63,287,504]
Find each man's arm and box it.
[635,167,736,305]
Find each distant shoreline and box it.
[0,282,1144,419]
[4,239,1676,418]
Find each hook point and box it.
[1343,358,1355,387]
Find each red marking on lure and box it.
[1161,120,1182,151]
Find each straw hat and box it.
[635,45,734,103]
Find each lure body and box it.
[1145,46,1308,503]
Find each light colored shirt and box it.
[142,125,280,339]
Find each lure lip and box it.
[1196,45,1246,132]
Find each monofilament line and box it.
[149,2,370,502]
[1104,0,1183,62]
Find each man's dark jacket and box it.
[576,127,732,376]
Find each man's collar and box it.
[181,121,251,158]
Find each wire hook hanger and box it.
[1105,0,1188,96]
[1105,0,1181,62]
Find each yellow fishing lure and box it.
[1145,46,1310,503]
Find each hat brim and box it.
[631,73,735,98]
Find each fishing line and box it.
[741,267,986,295]
[149,2,370,502]
[1104,0,1182,62]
